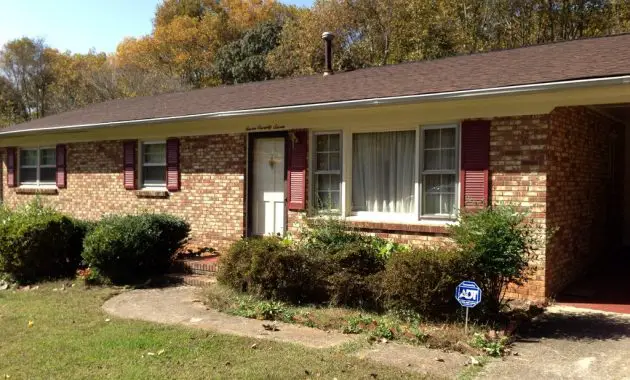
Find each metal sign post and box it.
[455,281,482,334]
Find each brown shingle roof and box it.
[4,33,630,134]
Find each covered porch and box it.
[550,103,630,314]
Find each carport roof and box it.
[4,33,630,135]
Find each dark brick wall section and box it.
[545,107,625,296]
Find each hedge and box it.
[0,201,89,283]
[82,213,190,284]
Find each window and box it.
[421,127,457,216]
[309,124,459,221]
[141,142,166,187]
[313,133,341,211]
[19,147,56,185]
[352,130,416,214]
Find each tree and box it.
[214,21,283,84]
[266,1,358,77]
[47,50,121,114]
[0,37,54,119]
[0,76,27,127]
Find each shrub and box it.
[0,200,88,283]
[448,206,538,315]
[218,236,327,303]
[300,217,408,261]
[300,217,365,253]
[382,247,471,316]
[326,242,385,309]
[82,213,190,284]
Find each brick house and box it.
[2,34,630,301]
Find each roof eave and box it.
[2,75,630,137]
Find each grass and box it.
[205,284,494,354]
[0,281,429,379]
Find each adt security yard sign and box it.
[455,281,482,333]
[456,281,482,308]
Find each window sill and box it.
[344,216,453,234]
[15,186,59,195]
[135,189,169,199]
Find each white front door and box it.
[252,137,285,235]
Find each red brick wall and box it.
[490,115,549,300]
[1,134,247,251]
[490,115,549,301]
[287,116,551,269]
[545,107,625,296]
[3,111,619,302]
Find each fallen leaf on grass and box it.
[27,321,34,328]
[262,323,279,331]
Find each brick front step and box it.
[172,258,219,275]
[165,274,217,287]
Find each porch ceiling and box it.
[592,103,630,125]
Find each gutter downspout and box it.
[1,75,630,137]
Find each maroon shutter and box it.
[6,147,16,188]
[460,120,490,209]
[166,138,180,192]
[56,144,67,188]
[123,141,137,190]
[287,130,308,210]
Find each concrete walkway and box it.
[103,286,470,379]
[103,286,353,349]
[478,306,630,380]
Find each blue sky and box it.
[0,0,313,54]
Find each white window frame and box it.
[309,123,460,224]
[139,141,167,189]
[418,124,460,219]
[311,131,343,214]
[18,147,56,187]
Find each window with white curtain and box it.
[313,132,341,212]
[352,130,416,214]
[421,127,457,216]
[19,147,56,185]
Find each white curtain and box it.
[352,131,416,213]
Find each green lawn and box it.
[0,282,426,380]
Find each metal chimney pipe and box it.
[322,32,334,76]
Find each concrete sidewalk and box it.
[478,306,630,380]
[103,286,354,349]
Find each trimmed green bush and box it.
[218,236,327,303]
[326,242,386,309]
[300,217,408,261]
[449,206,538,314]
[382,248,471,316]
[0,200,88,283]
[82,213,190,284]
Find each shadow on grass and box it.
[516,312,630,342]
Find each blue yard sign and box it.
[455,281,482,308]
[455,281,482,334]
